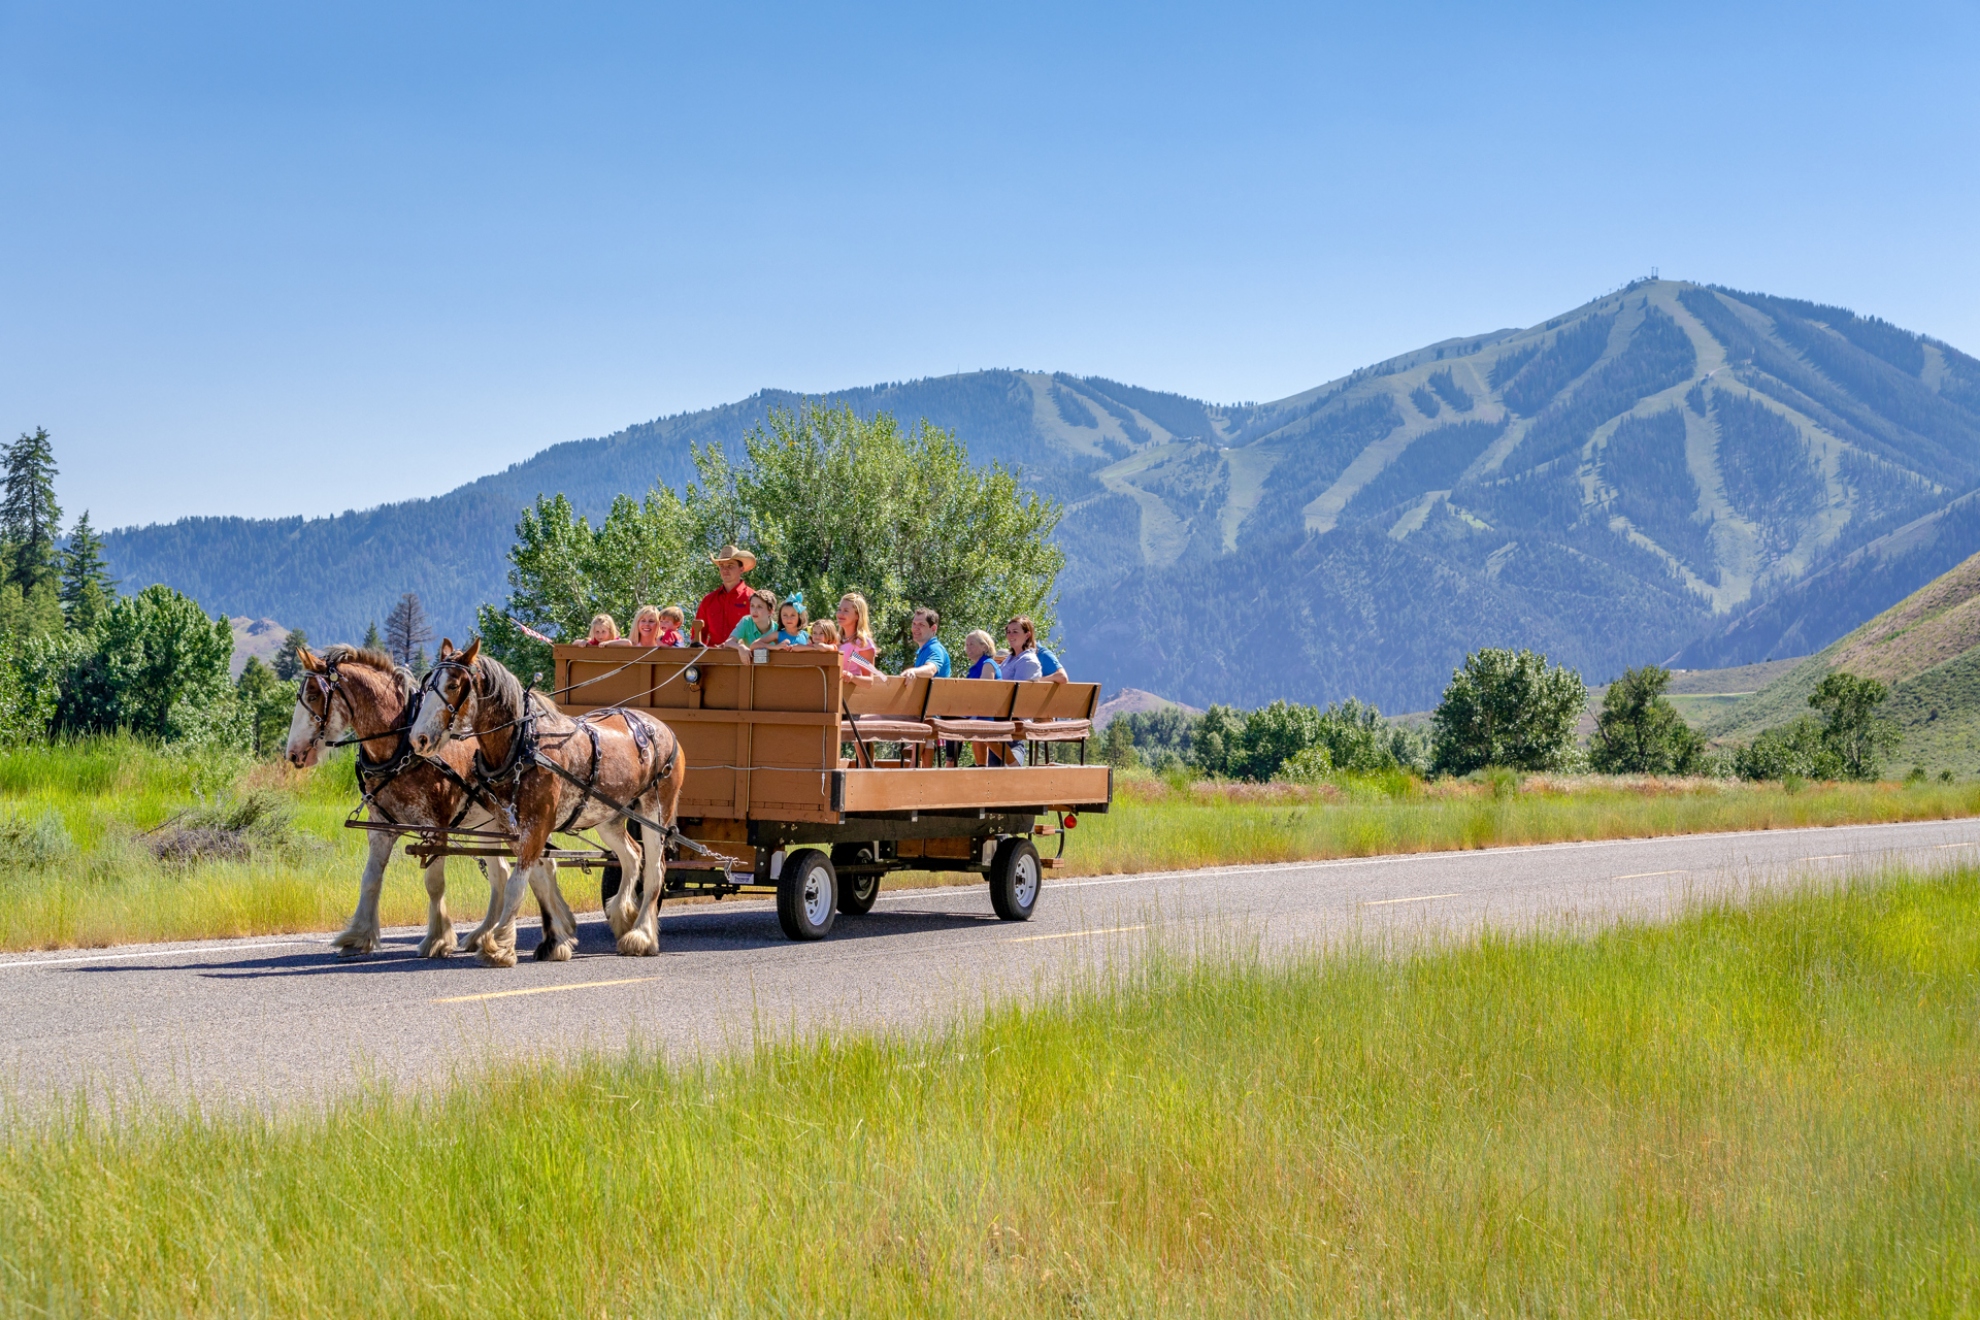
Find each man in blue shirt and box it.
[904,607,952,678]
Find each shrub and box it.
[1734,717,1843,781]
[0,808,73,869]
[1430,648,1586,776]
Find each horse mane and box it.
[470,652,541,724]
[321,644,418,707]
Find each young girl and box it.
[775,592,810,646]
[810,616,879,680]
[655,606,687,647]
[730,589,779,649]
[582,613,621,646]
[835,593,879,671]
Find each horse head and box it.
[286,645,343,768]
[411,637,482,756]
[287,643,417,768]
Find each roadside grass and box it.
[1,735,1978,952]
[2,869,1976,1315]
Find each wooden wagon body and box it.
[551,644,1111,936]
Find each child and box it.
[834,593,879,671]
[655,605,687,647]
[730,588,779,649]
[809,617,879,681]
[582,613,621,646]
[775,592,810,646]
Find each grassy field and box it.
[0,868,1974,1315]
[2,737,1979,952]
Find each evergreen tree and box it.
[235,656,294,757]
[363,620,383,652]
[272,627,309,681]
[2,428,62,595]
[384,591,433,667]
[58,512,117,632]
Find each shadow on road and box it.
[59,902,1006,982]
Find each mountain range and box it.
[102,279,1980,712]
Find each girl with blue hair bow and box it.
[775,591,811,646]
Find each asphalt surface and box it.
[4,817,1977,1111]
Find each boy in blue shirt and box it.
[903,607,952,678]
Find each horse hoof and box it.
[474,933,518,969]
[330,929,378,957]
[616,930,655,958]
[533,938,573,963]
[604,902,633,939]
[420,937,456,959]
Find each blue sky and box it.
[6,1,1977,528]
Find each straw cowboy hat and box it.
[710,544,758,570]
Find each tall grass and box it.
[1,737,1978,952]
[1,869,1974,1315]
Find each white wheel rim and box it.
[802,865,832,927]
[1014,854,1039,908]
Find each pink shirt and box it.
[840,641,880,676]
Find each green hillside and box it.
[101,280,1980,711]
[1708,551,1980,774]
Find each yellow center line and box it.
[1361,892,1462,906]
[434,974,665,1004]
[1614,869,1688,880]
[1005,924,1146,944]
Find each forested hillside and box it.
[103,281,1980,711]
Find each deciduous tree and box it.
[1430,648,1586,776]
[1809,671,1900,781]
[1588,666,1706,775]
[384,591,433,667]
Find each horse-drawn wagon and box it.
[547,645,1112,940]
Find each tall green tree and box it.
[690,407,1064,669]
[58,511,116,632]
[362,620,383,652]
[236,656,294,757]
[482,407,1064,675]
[54,585,234,740]
[478,486,698,679]
[1588,666,1707,774]
[1430,648,1586,776]
[2,428,62,595]
[1809,671,1900,780]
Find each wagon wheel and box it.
[776,849,838,940]
[988,836,1041,921]
[598,819,645,909]
[831,843,882,915]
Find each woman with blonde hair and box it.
[628,605,664,648]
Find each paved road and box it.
[3,818,1977,1111]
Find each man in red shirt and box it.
[694,545,757,644]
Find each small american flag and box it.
[508,616,558,646]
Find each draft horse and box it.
[285,643,533,959]
[409,638,688,967]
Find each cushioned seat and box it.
[1015,718,1092,742]
[927,717,1018,742]
[839,717,935,743]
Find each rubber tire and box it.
[776,849,838,940]
[598,819,645,908]
[988,837,1042,921]
[838,868,881,915]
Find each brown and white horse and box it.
[285,643,565,959]
[409,638,687,967]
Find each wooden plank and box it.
[560,706,838,727]
[838,766,1110,813]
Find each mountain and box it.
[1706,549,1980,774]
[102,280,1980,711]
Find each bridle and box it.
[418,658,479,742]
[297,665,361,750]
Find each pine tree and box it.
[272,627,310,681]
[384,591,433,667]
[59,511,117,632]
[363,620,383,652]
[2,428,62,594]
